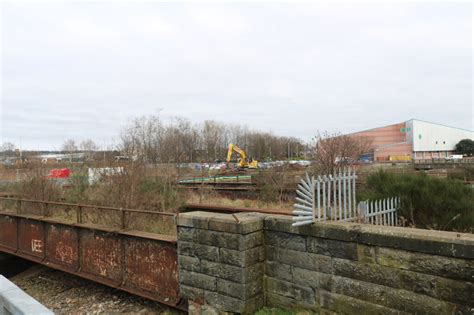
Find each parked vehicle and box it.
[446,154,463,160]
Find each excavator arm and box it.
[226,143,257,168]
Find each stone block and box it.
[178,241,219,262]
[208,212,265,234]
[375,247,474,282]
[356,244,376,263]
[204,291,263,314]
[265,261,293,282]
[307,236,357,260]
[292,267,332,290]
[180,284,205,301]
[264,215,474,259]
[217,278,262,300]
[178,211,219,229]
[194,229,263,250]
[265,230,307,252]
[219,246,264,267]
[178,255,201,272]
[329,273,457,314]
[180,270,217,291]
[178,226,196,242]
[201,260,264,284]
[318,290,402,315]
[265,277,316,306]
[266,245,333,274]
[265,292,319,311]
[205,291,245,313]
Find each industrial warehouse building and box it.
[350,119,474,161]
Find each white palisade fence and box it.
[293,169,400,227]
[359,197,400,226]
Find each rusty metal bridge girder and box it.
[0,210,184,310]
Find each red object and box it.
[48,168,70,178]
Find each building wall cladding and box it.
[350,122,412,160]
[412,120,474,153]
[374,142,413,161]
[177,212,474,314]
[350,119,474,160]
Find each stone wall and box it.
[177,211,474,314]
[264,215,474,314]
[177,212,265,314]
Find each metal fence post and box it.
[77,206,82,224]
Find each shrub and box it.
[13,166,62,201]
[359,170,474,232]
[455,139,474,156]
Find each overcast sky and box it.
[1,2,472,150]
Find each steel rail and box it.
[0,197,175,216]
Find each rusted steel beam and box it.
[0,213,184,310]
[0,211,177,243]
[0,197,175,216]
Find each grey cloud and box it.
[1,2,472,149]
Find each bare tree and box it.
[117,114,307,163]
[61,139,78,152]
[202,120,225,162]
[61,139,78,162]
[119,115,163,162]
[0,142,16,158]
[312,131,372,174]
[80,139,98,161]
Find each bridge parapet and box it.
[0,275,53,315]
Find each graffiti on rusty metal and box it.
[55,241,74,264]
[0,206,181,308]
[31,239,43,253]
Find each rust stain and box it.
[125,238,179,302]
[0,216,17,249]
[46,224,79,269]
[18,219,44,258]
[0,209,182,309]
[81,230,122,282]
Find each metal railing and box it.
[358,197,400,226]
[293,168,357,226]
[293,170,400,227]
[0,197,176,235]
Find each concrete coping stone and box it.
[264,215,474,259]
[178,211,265,234]
[0,275,53,315]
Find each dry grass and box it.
[185,190,293,212]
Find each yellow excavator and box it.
[226,143,258,169]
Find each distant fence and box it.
[293,169,400,227]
